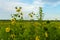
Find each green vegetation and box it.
[0,7,60,40]
[0,21,60,40]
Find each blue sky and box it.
[0,0,60,20]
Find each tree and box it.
[39,7,43,21]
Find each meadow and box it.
[0,7,60,40]
[0,20,60,40]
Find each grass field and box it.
[0,20,60,40]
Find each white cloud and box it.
[41,0,60,6]
[1,0,60,20]
[0,0,45,20]
[0,0,45,11]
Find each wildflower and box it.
[10,34,16,39]
[5,27,10,32]
[11,21,16,25]
[32,12,35,15]
[29,14,33,18]
[29,14,33,17]
[16,9,20,12]
[35,36,39,40]
[11,18,16,25]
[15,7,22,12]
[45,32,48,37]
[11,18,16,22]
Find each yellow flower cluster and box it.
[29,12,35,18]
[16,9,21,12]
[35,36,39,40]
[11,18,16,22]
[15,7,22,12]
[5,27,10,32]
[11,18,16,25]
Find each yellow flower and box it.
[11,21,16,25]
[10,34,15,39]
[5,27,10,32]
[32,12,35,15]
[29,14,33,18]
[45,32,48,37]
[11,18,16,25]
[35,36,39,40]
[16,9,21,12]
[11,18,16,22]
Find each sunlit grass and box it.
[0,20,60,40]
